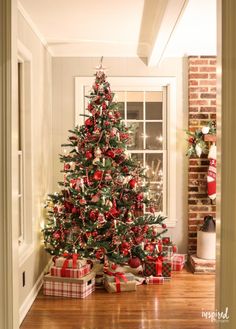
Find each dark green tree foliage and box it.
[43,67,167,264]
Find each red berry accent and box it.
[85,150,93,160]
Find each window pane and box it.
[149,183,163,212]
[127,92,143,120]
[117,102,125,119]
[131,153,143,166]
[146,91,163,120]
[146,122,163,150]
[127,122,143,150]
[145,153,163,182]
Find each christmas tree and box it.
[43,61,167,265]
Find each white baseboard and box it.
[19,260,52,325]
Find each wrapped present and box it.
[143,256,172,278]
[104,272,135,282]
[54,255,87,269]
[50,263,91,278]
[104,271,136,293]
[43,272,95,298]
[171,254,187,271]
[145,276,164,285]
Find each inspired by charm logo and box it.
[201,307,230,322]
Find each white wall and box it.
[52,57,188,252]
[17,11,52,318]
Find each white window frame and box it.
[75,77,177,227]
[17,40,34,266]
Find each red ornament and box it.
[89,210,98,220]
[95,248,104,259]
[128,257,141,268]
[106,149,115,158]
[53,231,61,240]
[92,231,98,237]
[111,263,117,271]
[115,148,123,154]
[129,178,137,189]
[64,163,70,170]
[91,194,100,203]
[87,103,94,111]
[102,102,107,110]
[122,248,129,256]
[122,166,128,173]
[162,223,167,229]
[121,241,130,250]
[93,83,99,91]
[145,244,155,252]
[85,118,93,127]
[115,111,121,118]
[93,170,103,181]
[72,207,77,214]
[162,237,170,245]
[109,207,119,217]
[188,137,195,144]
[79,198,87,205]
[85,150,93,160]
[120,133,129,140]
[137,193,143,201]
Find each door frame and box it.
[0,0,19,328]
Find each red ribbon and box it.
[146,256,163,276]
[72,253,78,269]
[105,270,128,293]
[61,258,69,277]
[60,253,78,277]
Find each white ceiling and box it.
[18,0,216,63]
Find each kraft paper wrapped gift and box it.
[54,256,87,269]
[50,263,91,278]
[104,272,136,293]
[104,272,135,282]
[43,272,95,298]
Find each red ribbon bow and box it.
[61,253,78,277]
[105,270,128,292]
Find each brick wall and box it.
[188,56,216,254]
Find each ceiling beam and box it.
[138,0,189,66]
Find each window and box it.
[113,90,166,213]
[75,77,177,227]
[17,41,33,264]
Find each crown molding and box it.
[18,1,54,56]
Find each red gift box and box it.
[171,254,186,271]
[143,256,172,278]
[43,272,95,298]
[145,276,164,285]
[50,263,91,278]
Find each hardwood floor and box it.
[20,269,215,329]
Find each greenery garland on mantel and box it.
[186,121,216,157]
